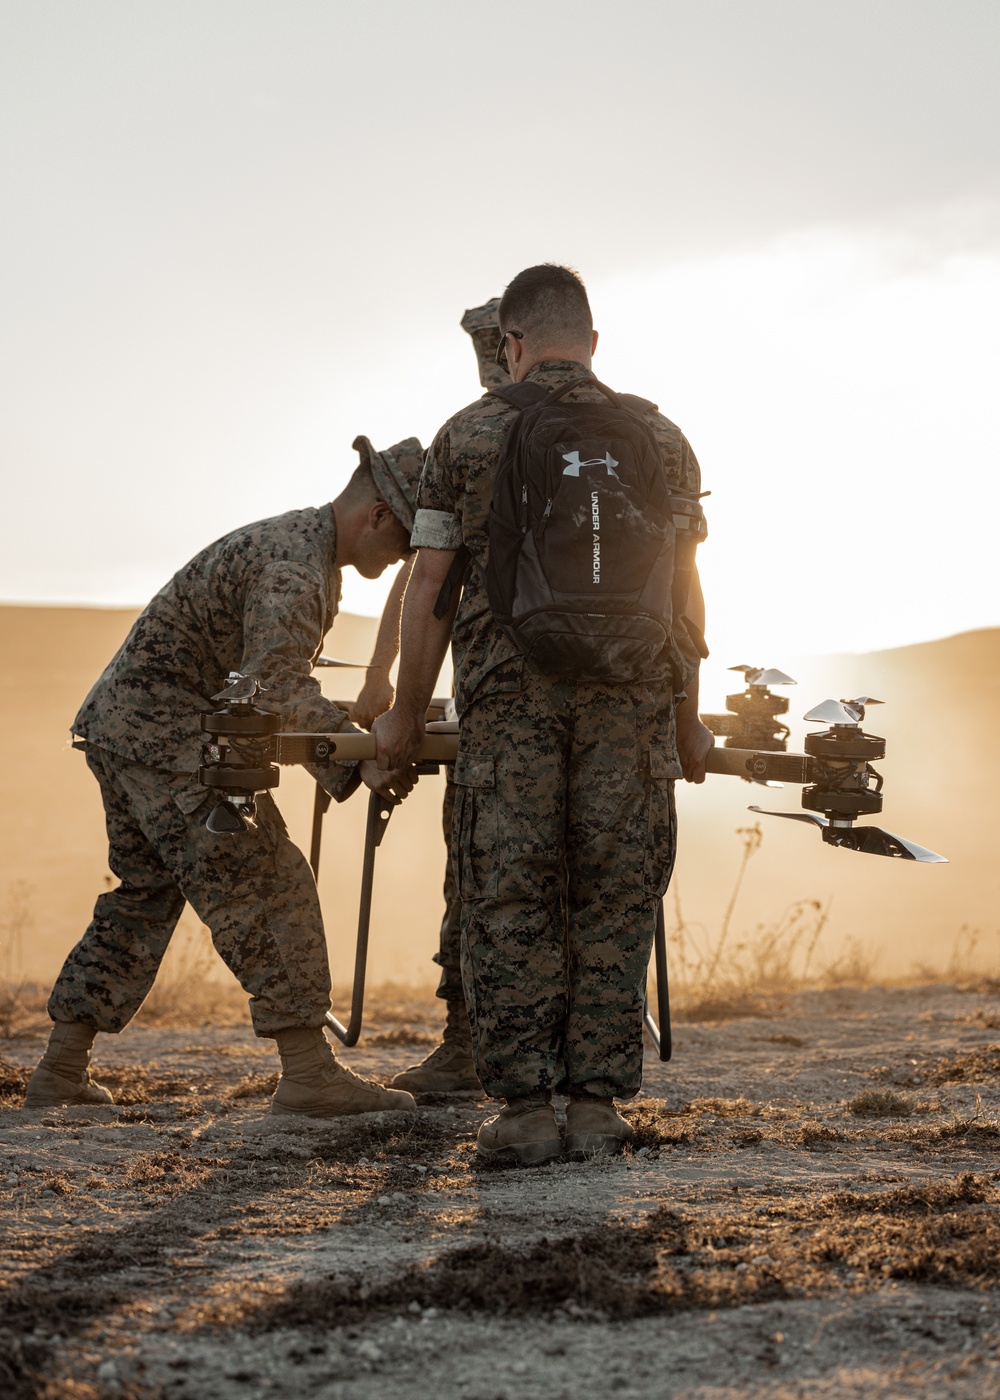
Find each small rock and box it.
[96,1360,119,1383]
[408,1300,422,1314]
[376,1195,392,1206]
[356,1340,383,1363]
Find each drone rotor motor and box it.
[802,724,886,826]
[199,673,282,832]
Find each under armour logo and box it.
[561,450,620,480]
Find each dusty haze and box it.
[0,605,995,996]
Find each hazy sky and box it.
[2,0,998,666]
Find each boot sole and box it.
[476,1138,563,1166]
[23,1092,115,1109]
[565,1132,629,1159]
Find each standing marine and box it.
[375,265,713,1163]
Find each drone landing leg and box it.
[309,782,333,879]
[642,900,673,1062]
[325,790,395,1047]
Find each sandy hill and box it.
[1,605,996,989]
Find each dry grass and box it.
[221,1172,1000,1334]
[0,982,49,1040]
[3,979,999,1397]
[660,827,857,1021]
[928,1045,1000,1085]
[912,926,1000,986]
[849,1088,915,1118]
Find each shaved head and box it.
[498,264,593,345]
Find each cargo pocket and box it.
[452,752,499,901]
[644,745,682,897]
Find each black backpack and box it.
[434,376,706,683]
[488,376,687,681]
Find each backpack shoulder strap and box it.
[432,544,472,620]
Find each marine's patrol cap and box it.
[351,436,424,533]
[461,297,505,389]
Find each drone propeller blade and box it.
[315,656,371,669]
[211,674,264,703]
[752,668,796,687]
[804,698,863,725]
[206,800,251,834]
[848,695,884,708]
[750,806,947,863]
[821,825,947,863]
[728,665,796,687]
[749,805,827,827]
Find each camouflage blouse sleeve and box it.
[240,561,359,801]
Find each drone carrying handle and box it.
[275,729,459,764]
[705,747,813,785]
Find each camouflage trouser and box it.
[431,775,463,1003]
[453,673,679,1101]
[48,746,332,1037]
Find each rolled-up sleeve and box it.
[410,508,463,550]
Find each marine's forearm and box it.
[393,564,456,720]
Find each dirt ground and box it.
[2,981,999,1400]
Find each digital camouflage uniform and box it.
[54,505,359,1038]
[411,362,702,1100]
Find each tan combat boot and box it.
[23,1021,115,1109]
[270,1027,416,1117]
[390,1000,482,1095]
[476,1096,562,1166]
[565,1096,633,1158]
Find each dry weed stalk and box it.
[911,923,1000,986]
[0,882,45,1037]
[663,826,834,1020]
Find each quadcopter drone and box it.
[200,665,946,863]
[197,665,946,1060]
